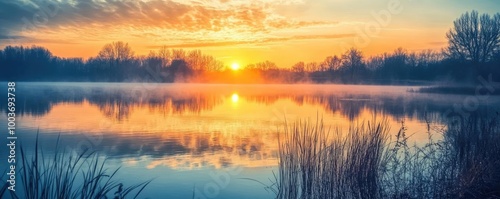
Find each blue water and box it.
[1,82,499,198]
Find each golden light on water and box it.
[12,84,447,169]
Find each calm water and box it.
[1,82,500,198]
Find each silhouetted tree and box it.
[98,41,134,61]
[170,59,193,82]
[0,45,55,80]
[322,56,342,72]
[172,49,186,60]
[305,62,319,72]
[157,46,172,67]
[417,50,443,66]
[341,48,364,82]
[291,62,309,82]
[446,10,500,64]
[185,49,224,72]
[495,50,500,62]
[366,55,384,70]
[292,62,305,73]
[382,48,409,79]
[142,52,170,82]
[252,60,278,71]
[95,41,135,81]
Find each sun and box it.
[231,93,239,102]
[231,63,240,70]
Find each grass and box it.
[272,115,500,199]
[271,118,389,199]
[382,115,500,199]
[0,133,151,199]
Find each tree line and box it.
[0,10,499,84]
[0,42,225,82]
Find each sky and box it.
[0,0,499,67]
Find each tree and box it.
[172,49,186,60]
[383,48,408,79]
[495,49,500,62]
[446,10,500,64]
[322,55,342,71]
[366,55,384,70]
[255,60,278,71]
[97,41,134,62]
[417,49,443,67]
[187,50,204,71]
[291,62,305,73]
[96,41,135,81]
[170,59,192,82]
[341,48,364,81]
[157,46,171,67]
[305,62,319,72]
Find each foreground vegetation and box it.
[0,134,151,199]
[271,115,500,199]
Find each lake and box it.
[1,82,499,199]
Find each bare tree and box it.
[292,62,305,73]
[255,60,278,71]
[342,48,364,69]
[186,50,203,71]
[172,49,186,60]
[417,49,443,67]
[341,48,364,81]
[322,55,342,71]
[304,62,319,72]
[97,41,134,62]
[366,55,384,70]
[446,10,500,63]
[96,41,135,81]
[157,45,171,67]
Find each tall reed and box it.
[274,119,389,199]
[1,133,151,199]
[274,115,500,199]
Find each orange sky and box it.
[1,0,499,67]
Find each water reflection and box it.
[2,83,224,120]
[2,83,495,121]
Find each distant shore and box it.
[416,85,500,95]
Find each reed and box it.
[383,115,500,199]
[274,115,500,199]
[274,118,389,199]
[1,133,151,199]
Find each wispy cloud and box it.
[0,0,335,44]
[147,33,355,48]
[428,41,447,46]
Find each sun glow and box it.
[231,93,239,103]
[231,63,240,70]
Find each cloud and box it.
[0,0,335,44]
[265,33,355,42]
[147,33,355,48]
[0,0,38,40]
[428,41,447,46]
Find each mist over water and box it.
[1,82,499,198]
